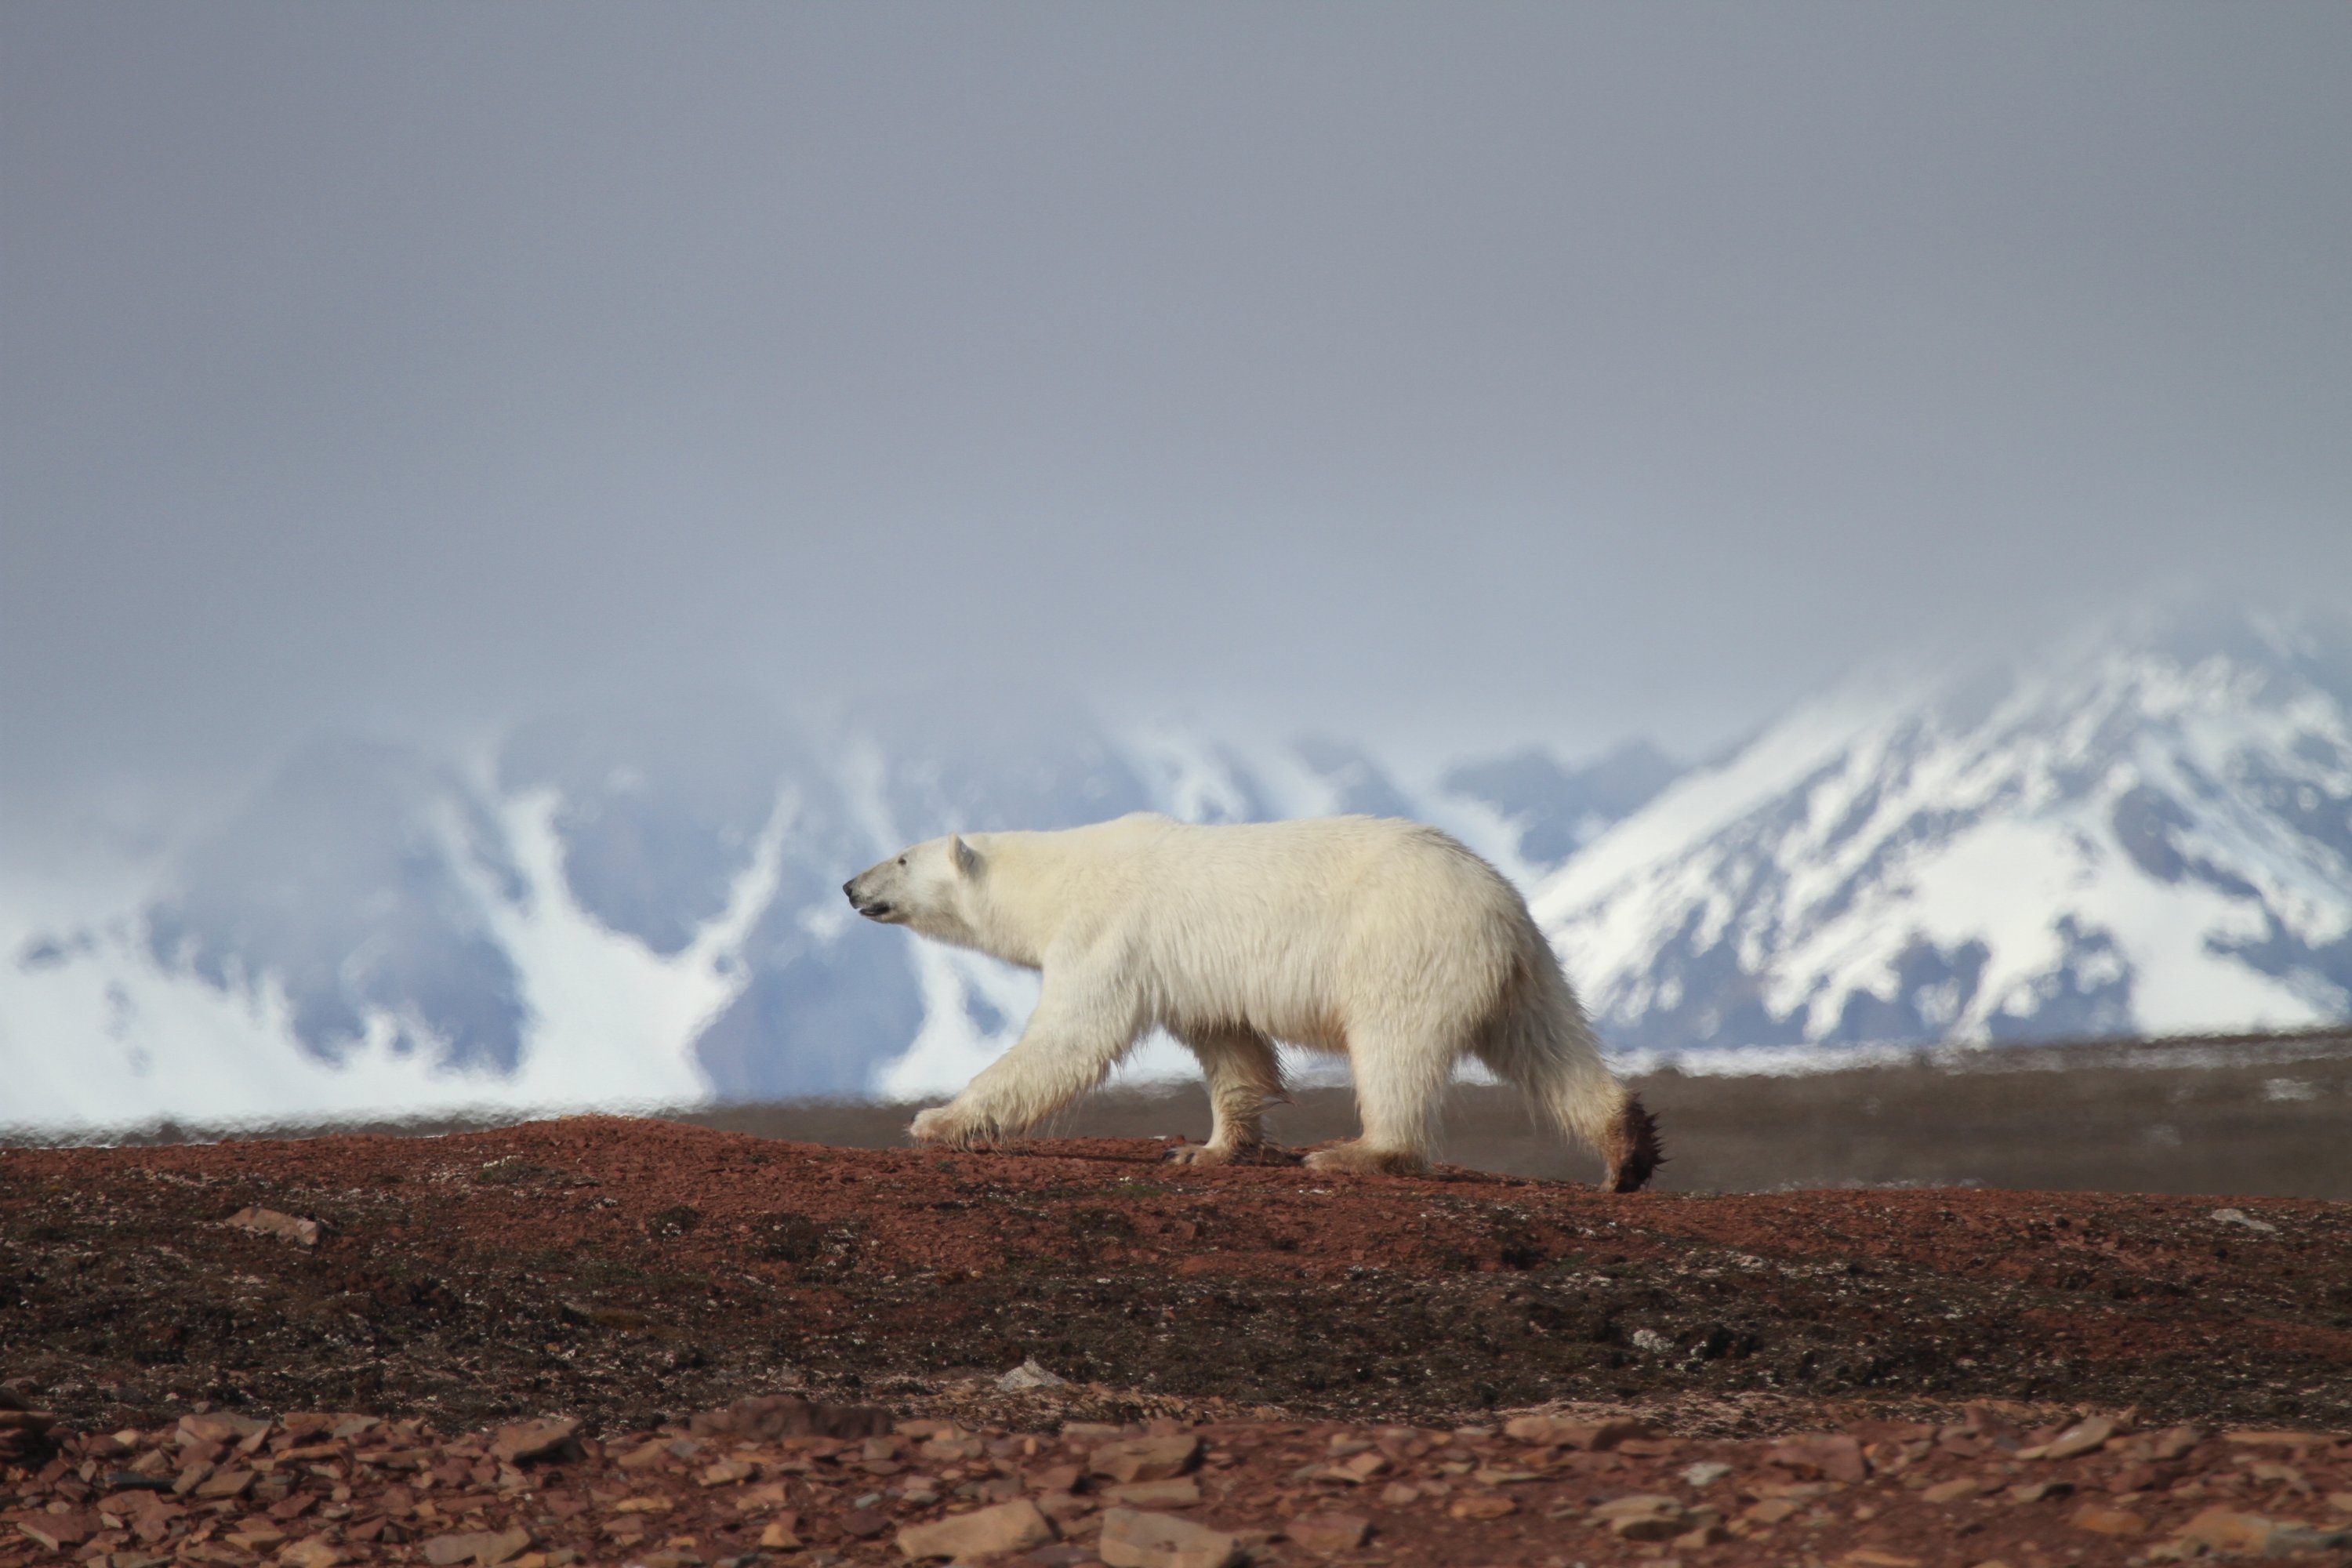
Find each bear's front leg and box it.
[908,965,1143,1150]
[907,1102,978,1148]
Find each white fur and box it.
[844,813,1650,1185]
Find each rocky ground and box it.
[4,1116,2350,1565]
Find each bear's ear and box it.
[949,835,980,879]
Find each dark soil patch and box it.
[2,1118,2347,1444]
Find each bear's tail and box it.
[1477,920,1663,1193]
[1604,1094,1664,1193]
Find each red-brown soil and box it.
[5,1116,2350,1566]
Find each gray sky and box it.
[5,2,2349,806]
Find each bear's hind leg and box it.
[1302,1029,1449,1176]
[1166,1025,1284,1166]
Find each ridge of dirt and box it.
[4,1115,2349,1565]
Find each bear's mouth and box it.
[854,899,895,920]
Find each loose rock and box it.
[488,1417,580,1465]
[227,1206,324,1246]
[896,1498,1055,1560]
[1000,1358,1070,1390]
[1092,1434,1204,1484]
[1098,1508,1242,1568]
[1283,1512,1371,1553]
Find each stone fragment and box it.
[1615,1437,1681,1457]
[1104,1479,1201,1508]
[1681,1461,1732,1488]
[488,1418,581,1465]
[687,1393,891,1441]
[1922,1478,1981,1504]
[1501,1415,1647,1450]
[757,1519,803,1550]
[2270,1522,2352,1552]
[16,1515,96,1552]
[2209,1207,2277,1232]
[699,1458,756,1487]
[2174,1507,2278,1554]
[1766,1433,1867,1484]
[2008,1480,2073,1502]
[278,1539,345,1568]
[2032,1417,2114,1461]
[2070,1504,2147,1535]
[2245,1458,2310,1491]
[921,1433,985,1463]
[1091,1436,1203,1485]
[612,1496,675,1514]
[1446,1494,1517,1520]
[227,1207,323,1246]
[1097,1508,1242,1568]
[1590,1494,1689,1541]
[898,1498,1057,1560]
[1742,1499,1798,1524]
[1591,1494,1683,1522]
[180,1413,270,1446]
[1837,1553,1922,1568]
[1330,1451,1388,1483]
[1471,1465,1539,1487]
[1674,1522,1730,1548]
[1000,1359,1069,1390]
[1959,1403,2022,1439]
[734,1481,789,1513]
[481,1529,532,1565]
[2151,1426,2202,1461]
[195,1468,256,1500]
[844,1508,892,1538]
[0,1400,58,1465]
[1285,1513,1371,1553]
[1028,1463,1085,1494]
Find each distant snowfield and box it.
[0,742,1202,1138]
[1,794,723,1131]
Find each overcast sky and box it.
[5,2,2349,812]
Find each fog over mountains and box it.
[5,604,2348,1131]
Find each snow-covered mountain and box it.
[5,604,2347,1131]
[1534,605,2352,1057]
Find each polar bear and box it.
[843,812,1660,1190]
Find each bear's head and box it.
[843,834,985,946]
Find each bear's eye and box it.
[897,856,906,867]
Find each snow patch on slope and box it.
[1534,608,2352,1052]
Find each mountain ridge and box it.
[5,604,2347,1130]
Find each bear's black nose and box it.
[841,880,856,899]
